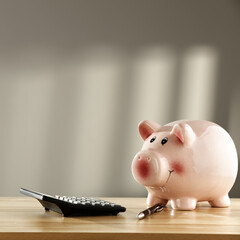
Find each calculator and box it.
[20,188,126,217]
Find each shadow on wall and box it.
[0,44,239,197]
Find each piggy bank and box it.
[132,120,238,210]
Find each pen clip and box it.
[154,204,164,213]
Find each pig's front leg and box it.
[146,188,168,207]
[171,198,197,210]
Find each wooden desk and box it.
[0,197,239,240]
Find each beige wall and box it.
[0,0,239,197]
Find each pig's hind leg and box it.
[208,195,230,207]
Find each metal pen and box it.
[137,203,164,220]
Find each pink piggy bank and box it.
[132,120,238,210]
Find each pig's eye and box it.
[161,137,168,145]
[150,136,156,143]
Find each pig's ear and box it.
[138,120,162,140]
[170,123,195,146]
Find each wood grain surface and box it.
[0,197,239,240]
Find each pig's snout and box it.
[135,153,152,179]
[132,151,169,186]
